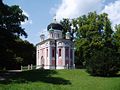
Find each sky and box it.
[3,0,120,45]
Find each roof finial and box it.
[53,14,57,23]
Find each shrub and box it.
[86,47,120,76]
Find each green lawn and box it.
[0,69,120,90]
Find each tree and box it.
[114,24,120,71]
[74,12,120,76]
[86,47,119,76]
[114,24,120,46]
[0,0,30,69]
[13,39,36,66]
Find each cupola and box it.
[47,19,63,39]
[47,19,63,31]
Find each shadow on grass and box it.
[88,72,120,78]
[0,70,71,85]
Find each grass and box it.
[0,69,120,90]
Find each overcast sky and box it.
[4,0,120,45]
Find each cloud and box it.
[53,0,120,28]
[55,0,104,21]
[101,0,120,26]
[21,10,33,25]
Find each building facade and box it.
[36,21,74,69]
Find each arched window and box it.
[41,56,44,65]
[52,48,55,57]
[38,50,39,59]
[50,32,54,38]
[52,33,54,38]
[59,48,61,57]
[58,34,59,38]
[46,49,48,57]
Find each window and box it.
[59,49,61,57]
[38,50,39,59]
[52,33,54,38]
[52,48,55,57]
[51,33,54,38]
[58,34,59,38]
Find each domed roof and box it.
[47,23,63,31]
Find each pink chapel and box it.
[36,20,75,69]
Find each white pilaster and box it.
[48,45,51,69]
[56,45,58,66]
[45,47,46,66]
[39,51,41,67]
[62,47,65,68]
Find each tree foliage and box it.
[13,39,36,66]
[74,12,120,76]
[0,0,35,70]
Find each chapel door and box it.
[41,56,44,68]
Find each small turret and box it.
[66,31,71,39]
[40,34,45,41]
